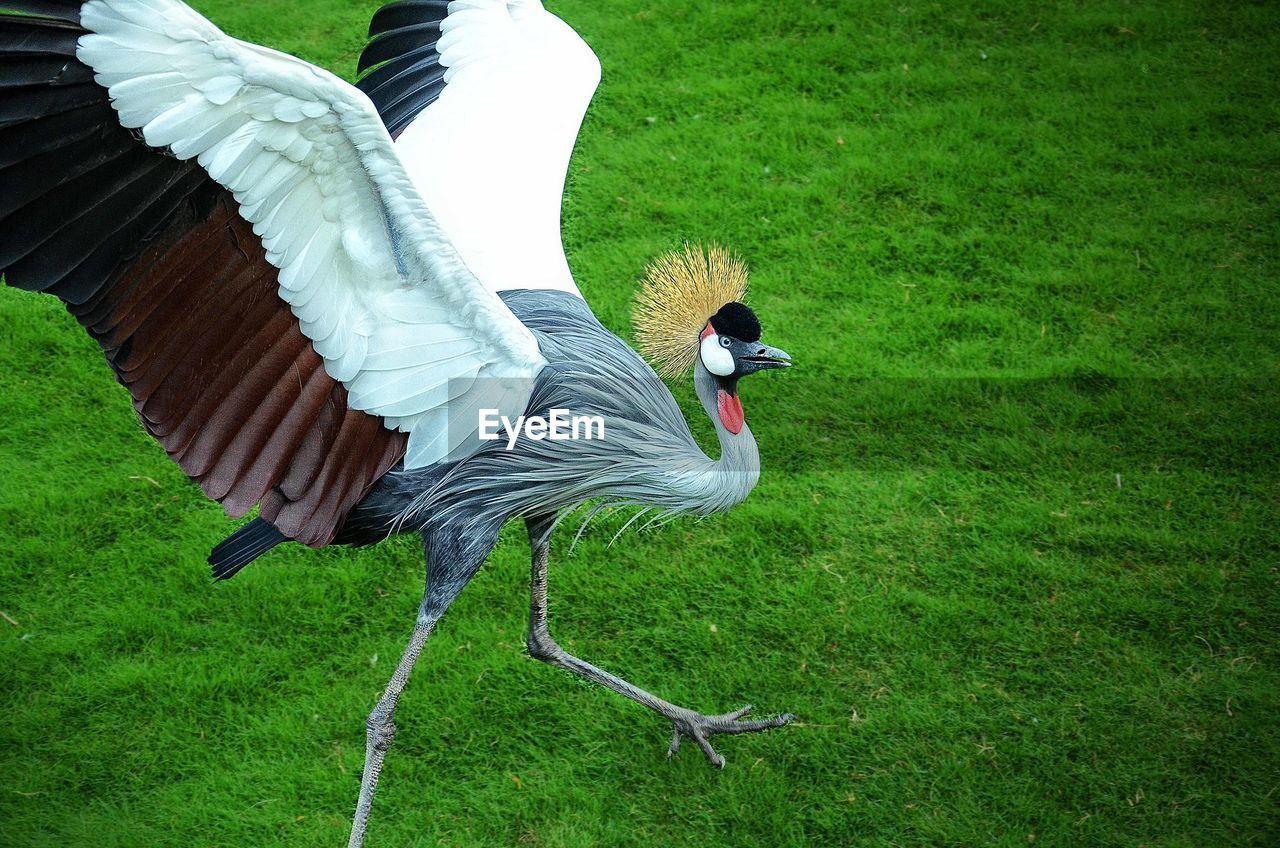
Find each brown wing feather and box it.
[72,195,408,547]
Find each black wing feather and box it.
[0,102,110,168]
[357,47,437,101]
[0,15,82,53]
[38,163,208,304]
[0,55,94,87]
[0,129,134,231]
[0,80,103,126]
[4,150,170,279]
[0,7,206,304]
[209,518,286,581]
[357,23,441,74]
[356,1,450,137]
[0,0,82,22]
[367,0,449,39]
[374,66,448,136]
[51,172,217,306]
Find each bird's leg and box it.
[524,518,793,768]
[347,600,440,848]
[348,520,501,848]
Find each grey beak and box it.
[742,344,792,371]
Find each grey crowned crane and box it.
[0,0,795,843]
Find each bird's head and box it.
[697,300,791,380]
[633,245,790,434]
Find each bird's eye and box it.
[719,336,732,349]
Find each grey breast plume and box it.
[341,289,761,543]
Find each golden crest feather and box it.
[632,244,749,378]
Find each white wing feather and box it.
[77,0,546,468]
[392,0,601,297]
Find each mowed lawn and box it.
[2,0,1278,845]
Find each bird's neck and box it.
[692,361,760,509]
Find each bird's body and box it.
[337,288,761,548]
[0,1,794,843]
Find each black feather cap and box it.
[709,301,761,342]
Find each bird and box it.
[0,1,795,844]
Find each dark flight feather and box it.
[366,0,450,37]
[0,0,83,21]
[356,0,449,137]
[357,24,440,74]
[208,518,286,581]
[0,55,93,87]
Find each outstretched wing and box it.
[358,0,601,298]
[0,2,402,545]
[0,0,549,544]
[76,0,545,468]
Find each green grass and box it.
[2,0,1278,845]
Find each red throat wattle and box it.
[716,389,744,435]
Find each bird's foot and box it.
[665,704,794,768]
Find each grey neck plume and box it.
[689,359,760,512]
[378,291,766,536]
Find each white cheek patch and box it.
[700,333,735,376]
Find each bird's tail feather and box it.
[208,519,286,581]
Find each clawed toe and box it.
[665,705,793,767]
